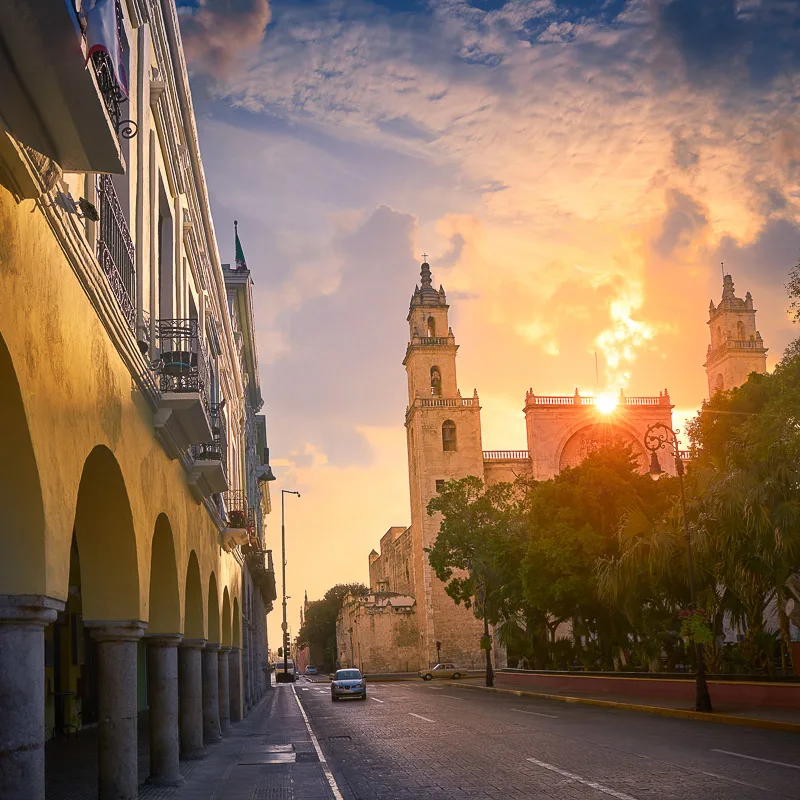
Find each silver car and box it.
[331,668,367,701]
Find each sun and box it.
[595,393,618,415]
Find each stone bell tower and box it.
[704,273,768,397]
[403,260,486,669]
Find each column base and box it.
[180,748,206,761]
[204,735,222,745]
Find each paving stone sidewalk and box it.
[46,685,337,800]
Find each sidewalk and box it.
[47,685,338,800]
[454,679,800,733]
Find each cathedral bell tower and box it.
[403,260,485,670]
[704,273,768,397]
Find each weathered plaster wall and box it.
[0,185,240,636]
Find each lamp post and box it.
[643,422,712,712]
[281,489,300,682]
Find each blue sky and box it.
[176,0,800,638]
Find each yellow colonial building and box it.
[0,1,277,798]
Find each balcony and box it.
[188,403,229,501]
[221,490,250,551]
[153,319,212,458]
[96,175,135,330]
[245,546,277,608]
[0,0,126,174]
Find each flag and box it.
[235,220,247,270]
[83,0,129,98]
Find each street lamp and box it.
[281,489,300,683]
[643,422,712,712]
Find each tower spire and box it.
[234,219,247,271]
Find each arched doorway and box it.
[0,333,47,593]
[558,424,646,472]
[222,587,232,647]
[208,573,221,645]
[148,514,180,634]
[184,551,204,640]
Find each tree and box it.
[296,582,368,672]
[426,477,519,686]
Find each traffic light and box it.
[277,647,283,657]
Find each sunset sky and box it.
[176,0,800,647]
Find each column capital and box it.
[205,642,222,652]
[220,645,232,654]
[228,646,241,654]
[85,620,147,642]
[180,638,207,650]
[145,633,183,647]
[0,594,64,626]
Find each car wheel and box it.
[361,693,367,700]
[423,673,433,681]
[331,694,337,702]
[453,672,461,679]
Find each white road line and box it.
[291,686,345,800]
[409,713,435,722]
[301,688,309,691]
[526,757,638,800]
[712,749,800,770]
[371,697,385,703]
[696,770,768,792]
[440,694,463,700]
[511,708,558,719]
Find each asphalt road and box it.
[294,677,800,800]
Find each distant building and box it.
[341,260,700,673]
[705,273,768,396]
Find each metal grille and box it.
[96,174,135,329]
[192,402,228,469]
[155,319,209,403]
[224,490,249,530]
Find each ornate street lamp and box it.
[643,423,712,712]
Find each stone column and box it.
[242,625,251,713]
[86,620,146,800]
[229,647,242,722]
[146,634,183,786]
[218,646,231,734]
[201,643,222,744]
[177,639,205,760]
[0,595,63,800]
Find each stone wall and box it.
[369,526,415,595]
[337,592,420,673]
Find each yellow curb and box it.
[448,682,800,734]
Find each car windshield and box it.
[336,670,361,680]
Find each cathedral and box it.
[336,263,768,674]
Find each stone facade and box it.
[343,260,725,676]
[705,274,768,396]
[337,591,419,674]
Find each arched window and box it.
[714,373,724,392]
[430,366,442,396]
[737,321,745,340]
[427,316,436,337]
[715,325,722,345]
[442,420,457,451]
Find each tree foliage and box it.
[296,582,367,671]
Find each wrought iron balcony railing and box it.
[89,50,137,141]
[155,319,209,403]
[224,490,249,530]
[191,402,228,466]
[96,174,135,329]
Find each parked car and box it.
[305,665,318,675]
[419,663,464,680]
[331,668,367,700]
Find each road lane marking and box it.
[440,694,463,700]
[511,708,558,719]
[696,770,768,791]
[301,688,309,691]
[410,713,435,722]
[292,686,345,800]
[712,750,800,770]
[526,758,638,800]
[371,697,384,703]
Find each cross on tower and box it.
[421,253,429,262]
